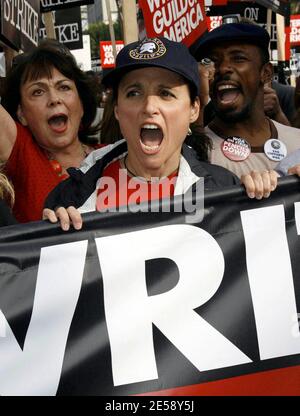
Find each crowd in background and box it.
[1,19,300,230]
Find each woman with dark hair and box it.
[99,85,212,162]
[43,37,242,230]
[0,39,101,223]
[0,172,17,227]
[44,37,274,230]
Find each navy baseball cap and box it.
[102,37,200,95]
[191,23,270,61]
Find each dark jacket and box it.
[44,141,240,211]
[0,199,17,227]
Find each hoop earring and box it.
[187,127,192,136]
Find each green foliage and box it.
[84,20,122,59]
[291,0,300,15]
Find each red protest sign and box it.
[290,15,300,47]
[207,15,222,31]
[285,24,291,61]
[205,0,227,5]
[100,41,124,68]
[139,0,207,47]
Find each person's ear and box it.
[262,62,273,85]
[114,104,119,121]
[16,105,28,126]
[190,97,200,123]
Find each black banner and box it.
[255,0,290,17]
[39,7,83,50]
[40,0,94,13]
[0,178,300,395]
[0,0,40,51]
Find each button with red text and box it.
[221,136,251,161]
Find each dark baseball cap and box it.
[190,23,270,61]
[102,37,200,95]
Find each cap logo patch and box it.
[129,38,166,60]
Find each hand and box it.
[287,164,300,176]
[264,85,281,118]
[42,206,83,231]
[241,170,279,199]
[263,84,290,126]
[198,58,215,107]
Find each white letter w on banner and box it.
[97,224,251,387]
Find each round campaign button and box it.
[264,139,287,161]
[221,136,251,161]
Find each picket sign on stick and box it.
[122,0,139,44]
[43,11,56,39]
[276,12,286,61]
[105,0,117,59]
[266,7,272,57]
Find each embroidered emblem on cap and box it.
[129,38,166,60]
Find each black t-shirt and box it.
[0,199,17,227]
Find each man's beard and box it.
[211,100,252,123]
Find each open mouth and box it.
[216,84,241,105]
[140,124,163,153]
[48,114,68,133]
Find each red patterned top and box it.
[5,123,100,223]
[96,159,177,211]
